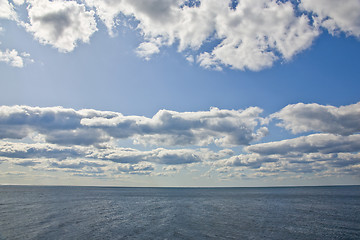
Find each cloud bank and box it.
[0,105,266,147]
[0,102,359,180]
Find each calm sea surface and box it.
[0,185,359,239]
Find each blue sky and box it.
[0,0,360,187]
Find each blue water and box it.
[0,186,359,239]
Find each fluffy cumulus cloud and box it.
[85,0,319,71]
[1,0,359,70]
[24,0,98,52]
[0,0,18,20]
[0,49,32,67]
[0,1,33,68]
[300,0,360,37]
[272,102,360,135]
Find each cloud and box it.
[1,102,360,180]
[216,153,277,169]
[272,102,360,135]
[43,128,110,146]
[84,0,319,71]
[213,147,360,179]
[300,0,360,37]
[115,162,154,175]
[0,49,32,67]
[88,146,234,165]
[0,139,235,178]
[0,0,18,20]
[0,139,233,165]
[4,0,359,71]
[245,133,360,155]
[0,105,267,147]
[2,0,359,71]
[209,126,360,178]
[0,141,85,160]
[25,0,97,52]
[0,105,120,145]
[82,107,267,147]
[197,52,223,71]
[13,0,25,5]
[136,41,160,60]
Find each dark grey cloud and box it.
[14,160,41,167]
[44,128,110,146]
[0,125,28,139]
[33,10,72,40]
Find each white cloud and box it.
[2,0,358,71]
[0,105,266,147]
[25,0,98,52]
[0,48,32,67]
[300,0,360,37]
[245,133,360,155]
[13,0,25,5]
[0,0,18,20]
[0,140,235,179]
[82,107,267,147]
[272,102,360,135]
[0,140,85,160]
[211,133,360,178]
[84,0,319,71]
[209,101,360,177]
[197,52,222,71]
[136,41,160,60]
[185,54,194,64]
[1,102,360,180]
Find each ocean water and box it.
[0,186,359,239]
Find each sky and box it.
[0,0,360,187]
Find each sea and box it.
[0,185,359,240]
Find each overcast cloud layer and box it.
[1,0,360,70]
[1,102,359,180]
